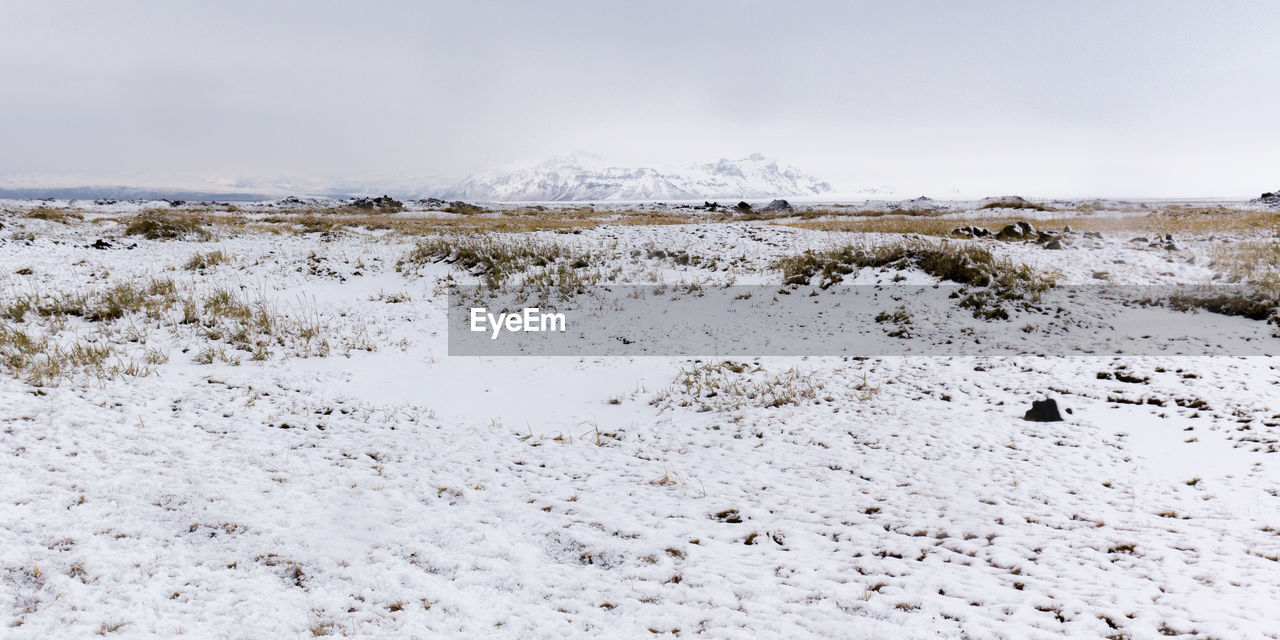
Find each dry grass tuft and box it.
[652,361,826,411]
[0,325,142,386]
[23,207,83,224]
[775,240,1053,320]
[776,240,1052,290]
[185,250,231,271]
[1,276,364,385]
[1210,240,1280,284]
[398,234,596,289]
[124,210,213,241]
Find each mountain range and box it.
[437,153,833,202]
[0,154,836,203]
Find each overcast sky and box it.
[2,1,1278,197]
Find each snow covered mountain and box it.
[438,153,833,202]
[0,155,834,202]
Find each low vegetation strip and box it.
[0,277,359,385]
[398,234,595,289]
[124,210,213,240]
[1154,285,1280,325]
[776,240,1053,290]
[775,240,1054,320]
[651,360,828,411]
[782,206,1280,237]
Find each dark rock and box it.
[761,199,792,212]
[735,201,753,213]
[1044,239,1065,250]
[89,239,113,250]
[703,201,720,212]
[996,222,1036,240]
[443,200,483,214]
[1255,191,1280,206]
[951,225,993,238]
[351,195,403,211]
[1084,231,1103,239]
[1062,225,1073,233]
[1024,398,1064,422]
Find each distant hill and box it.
[0,185,273,202]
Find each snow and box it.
[2,201,1279,638]
[439,154,834,202]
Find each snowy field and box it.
[2,199,1279,639]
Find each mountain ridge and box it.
[0,155,836,202]
[437,154,833,202]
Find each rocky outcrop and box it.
[996,222,1037,240]
[951,226,993,238]
[1024,398,1065,422]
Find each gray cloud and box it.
[2,0,1278,197]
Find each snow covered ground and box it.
[1,200,1279,638]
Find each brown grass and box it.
[23,207,83,224]
[87,207,643,236]
[774,239,1054,320]
[123,210,214,240]
[26,203,1280,239]
[776,239,1052,290]
[398,234,597,289]
[247,207,694,235]
[782,206,1280,237]
[1210,240,1280,284]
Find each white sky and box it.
[2,1,1278,198]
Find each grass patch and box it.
[23,207,83,224]
[398,234,595,289]
[17,204,697,239]
[782,206,1280,237]
[124,210,213,241]
[184,250,231,271]
[1162,285,1279,324]
[3,279,178,323]
[1,277,364,384]
[652,361,826,411]
[1210,240,1280,284]
[774,240,1053,319]
[777,240,1052,289]
[0,326,145,386]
